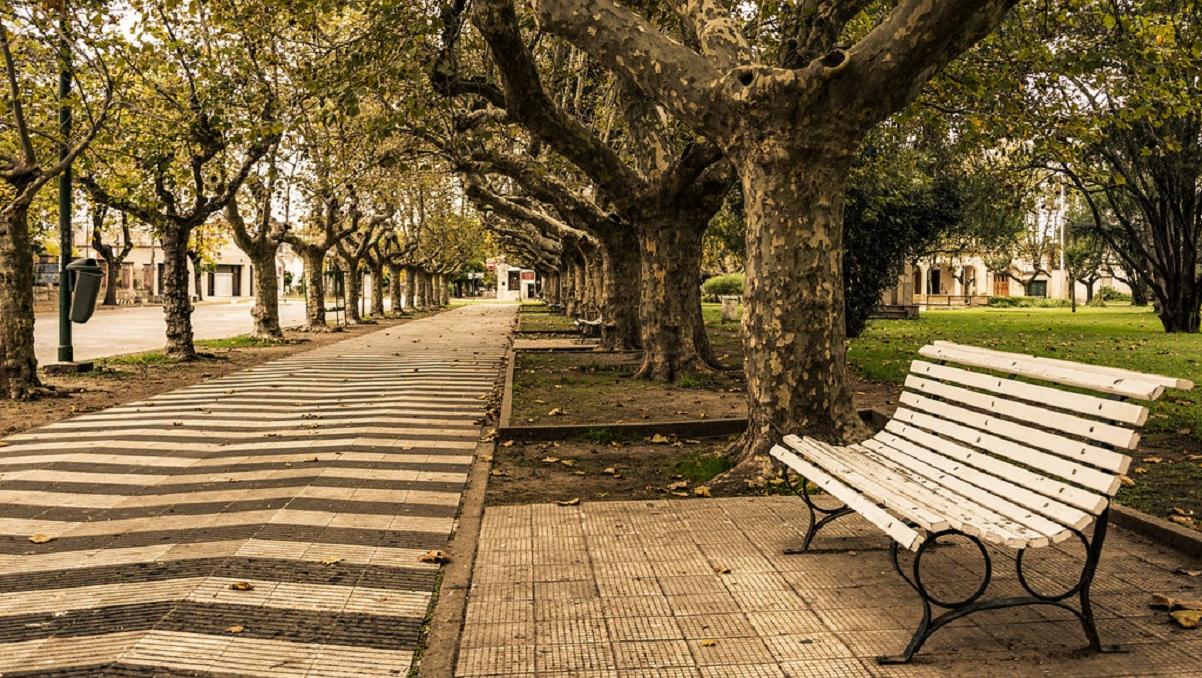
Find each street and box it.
[35,300,309,364]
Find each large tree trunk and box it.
[1130,274,1151,307]
[250,250,283,339]
[561,258,577,317]
[370,263,386,318]
[387,263,403,315]
[545,272,559,306]
[415,270,428,308]
[405,267,417,310]
[0,203,41,399]
[1154,275,1202,333]
[634,219,716,380]
[598,236,641,351]
[102,258,121,306]
[440,274,451,306]
[161,230,197,359]
[342,262,364,323]
[730,149,867,479]
[302,249,327,330]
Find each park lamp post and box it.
[56,0,73,364]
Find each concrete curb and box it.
[1110,503,1202,559]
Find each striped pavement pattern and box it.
[0,303,515,677]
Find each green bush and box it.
[702,273,744,298]
[986,296,1072,308]
[1098,287,1131,302]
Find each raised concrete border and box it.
[1110,503,1202,559]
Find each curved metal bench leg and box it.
[781,468,852,554]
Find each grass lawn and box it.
[850,305,1202,522]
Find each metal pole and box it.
[56,5,74,363]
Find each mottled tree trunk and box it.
[370,262,386,318]
[562,259,577,317]
[250,251,283,339]
[545,272,559,306]
[599,235,641,351]
[102,259,121,306]
[387,263,403,315]
[1130,275,1151,307]
[731,147,867,478]
[424,273,435,308]
[440,274,451,306]
[342,262,363,324]
[1155,275,1202,333]
[581,247,604,316]
[161,231,197,359]
[0,203,41,399]
[572,255,586,313]
[302,249,327,330]
[405,267,418,310]
[415,270,428,308]
[634,219,715,380]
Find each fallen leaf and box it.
[1119,475,1136,488]
[1144,456,1164,464]
[501,440,515,448]
[1151,594,1202,611]
[649,434,671,444]
[1175,569,1202,577]
[693,486,712,497]
[603,467,617,475]
[28,534,52,544]
[229,581,254,591]
[556,498,581,506]
[225,624,245,634]
[1172,609,1202,629]
[1173,507,1196,517]
[548,408,566,416]
[1170,515,1196,526]
[541,456,560,464]
[490,469,510,477]
[1133,467,1149,474]
[713,566,731,575]
[699,639,717,647]
[304,456,319,463]
[419,550,450,564]
[560,459,575,467]
[667,480,689,491]
[671,491,689,497]
[320,556,343,565]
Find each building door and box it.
[214,270,235,296]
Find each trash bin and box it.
[66,258,103,323]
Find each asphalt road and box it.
[35,299,309,364]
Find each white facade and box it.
[77,225,301,303]
[912,254,1131,307]
[494,262,536,301]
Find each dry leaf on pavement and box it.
[556,498,581,506]
[225,625,245,634]
[320,556,343,565]
[28,534,52,544]
[419,550,450,564]
[229,581,254,591]
[1171,610,1202,629]
[694,486,712,497]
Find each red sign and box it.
[521,271,535,281]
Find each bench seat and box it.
[769,340,1193,663]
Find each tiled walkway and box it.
[458,496,1202,677]
[0,303,515,676]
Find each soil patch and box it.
[0,315,425,438]
[485,434,746,506]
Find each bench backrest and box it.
[889,341,1193,514]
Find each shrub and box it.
[1098,287,1131,302]
[987,296,1072,308]
[702,273,745,298]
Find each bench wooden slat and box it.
[769,444,923,551]
[899,392,1132,474]
[787,437,1046,548]
[933,340,1194,391]
[870,430,1094,531]
[904,374,1140,449]
[893,407,1121,496]
[856,440,1072,543]
[883,420,1109,515]
[909,360,1148,426]
[781,437,952,534]
[918,344,1164,400]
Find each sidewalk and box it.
[456,496,1202,677]
[34,299,310,363]
[1,303,515,676]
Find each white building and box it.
[493,261,537,301]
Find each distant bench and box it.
[771,340,1193,663]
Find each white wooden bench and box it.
[574,316,603,342]
[770,340,1193,663]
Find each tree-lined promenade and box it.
[3,0,1201,484]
